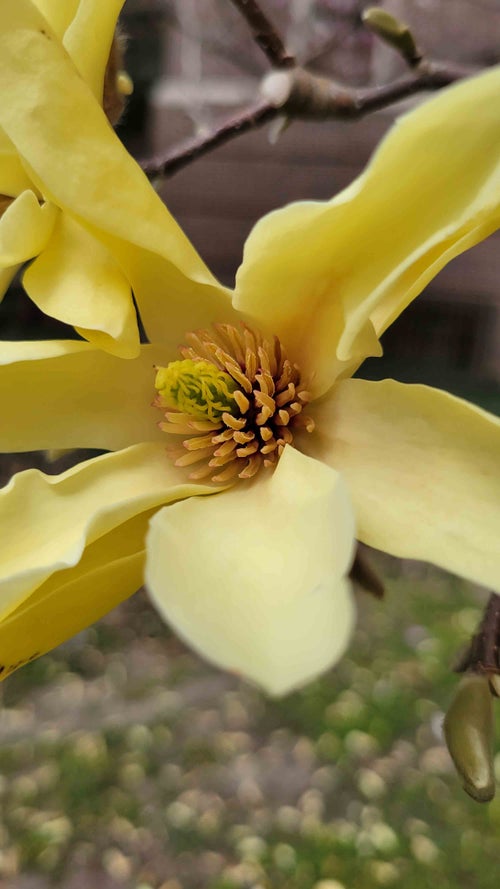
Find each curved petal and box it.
[234,66,500,397]
[0,509,151,681]
[23,213,139,357]
[0,340,170,452]
[309,378,500,591]
[0,190,57,265]
[0,442,216,622]
[0,6,233,346]
[146,446,356,697]
[0,263,21,303]
[0,142,33,196]
[30,0,80,38]
[99,241,237,351]
[63,0,124,100]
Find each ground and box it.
[1,546,499,889]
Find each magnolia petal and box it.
[0,442,215,621]
[310,378,500,591]
[234,66,500,397]
[100,243,237,352]
[30,0,80,38]
[0,509,152,681]
[0,126,36,217]
[146,446,356,697]
[0,144,33,196]
[0,263,20,303]
[63,0,124,101]
[0,190,57,266]
[72,324,137,359]
[23,213,139,357]
[0,8,233,347]
[0,339,169,452]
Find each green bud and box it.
[443,674,495,803]
[362,7,421,66]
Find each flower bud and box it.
[103,29,133,127]
[443,674,495,802]
[362,8,421,66]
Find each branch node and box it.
[260,67,353,120]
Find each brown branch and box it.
[140,59,476,180]
[349,544,385,599]
[229,0,295,69]
[141,100,278,179]
[260,60,475,119]
[454,593,500,675]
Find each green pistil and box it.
[155,359,239,422]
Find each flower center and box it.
[155,359,238,422]
[154,323,315,483]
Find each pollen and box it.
[154,323,315,483]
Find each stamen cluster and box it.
[154,323,315,483]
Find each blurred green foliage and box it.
[1,559,500,889]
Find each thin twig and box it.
[141,100,277,179]
[349,545,385,599]
[167,12,261,77]
[140,59,475,180]
[454,593,500,675]
[229,0,295,69]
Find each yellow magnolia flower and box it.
[1,67,500,695]
[0,0,224,356]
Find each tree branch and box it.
[349,544,385,599]
[260,60,475,119]
[454,593,500,676]
[141,100,277,179]
[229,0,295,69]
[140,59,475,180]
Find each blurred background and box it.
[1,1,500,887]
